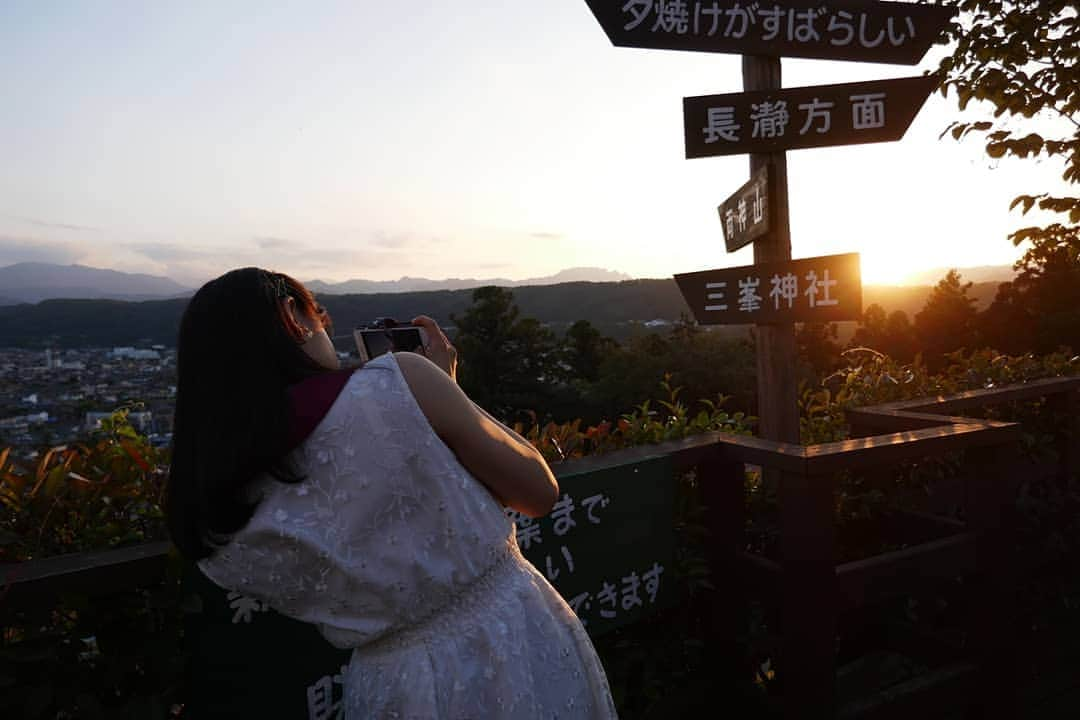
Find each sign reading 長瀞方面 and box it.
[685,74,939,159]
[583,0,956,65]
[675,252,861,325]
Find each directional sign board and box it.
[684,74,937,159]
[720,164,770,253]
[583,0,956,65]
[674,252,861,325]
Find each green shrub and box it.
[0,409,169,563]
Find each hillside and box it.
[0,263,190,304]
[0,278,1006,349]
[0,280,686,348]
[863,281,1000,318]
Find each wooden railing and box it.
[2,375,1077,718]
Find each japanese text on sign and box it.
[583,0,956,65]
[683,74,938,158]
[621,0,919,50]
[674,252,861,325]
[505,457,677,636]
[720,164,770,252]
[507,494,668,629]
[306,665,348,720]
[704,92,887,145]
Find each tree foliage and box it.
[451,286,560,420]
[560,319,616,383]
[0,409,167,562]
[912,269,980,367]
[938,0,1079,260]
[852,304,918,362]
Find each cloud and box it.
[0,229,440,286]
[370,230,422,249]
[119,238,403,286]
[126,242,210,263]
[2,214,102,232]
[528,231,564,240]
[0,235,82,266]
[254,236,294,250]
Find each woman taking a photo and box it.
[167,267,616,718]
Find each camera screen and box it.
[358,327,424,359]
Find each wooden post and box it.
[699,448,747,684]
[966,440,1018,719]
[743,55,800,445]
[779,467,836,718]
[1049,387,1080,483]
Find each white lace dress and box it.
[199,353,617,719]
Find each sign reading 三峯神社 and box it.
[506,457,676,637]
[674,252,861,325]
[684,74,938,159]
[720,164,770,253]
[583,0,956,65]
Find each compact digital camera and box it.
[353,318,428,363]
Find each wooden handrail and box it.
[3,375,1073,617]
[2,540,172,613]
[861,376,1080,415]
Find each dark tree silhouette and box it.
[914,270,979,367]
[450,286,558,420]
[852,304,918,362]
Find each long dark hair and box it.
[167,267,333,560]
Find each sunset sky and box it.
[0,1,1070,287]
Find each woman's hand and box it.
[411,315,457,382]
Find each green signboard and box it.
[508,456,677,637]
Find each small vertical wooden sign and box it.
[719,164,771,253]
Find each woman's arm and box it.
[394,351,558,518]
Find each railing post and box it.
[966,439,1019,719]
[1048,387,1079,482]
[779,466,836,718]
[699,446,748,685]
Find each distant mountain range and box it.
[0,269,1013,349]
[304,267,634,295]
[0,262,191,304]
[0,261,1017,308]
[903,265,1016,285]
[0,263,633,305]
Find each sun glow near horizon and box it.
[858,249,931,286]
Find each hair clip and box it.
[262,270,289,299]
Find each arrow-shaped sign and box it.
[683,74,938,159]
[583,0,956,65]
[675,252,862,325]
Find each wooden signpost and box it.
[719,163,771,252]
[584,0,954,451]
[581,5,956,708]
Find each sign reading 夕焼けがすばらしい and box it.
[507,456,677,637]
[582,0,956,65]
